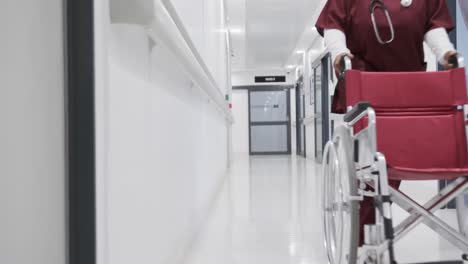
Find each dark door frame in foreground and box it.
[439,0,458,208]
[66,0,97,263]
[248,86,292,155]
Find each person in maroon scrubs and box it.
[316,0,457,245]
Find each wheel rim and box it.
[323,128,358,264]
[456,191,468,236]
[323,141,342,264]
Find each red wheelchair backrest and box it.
[345,68,468,180]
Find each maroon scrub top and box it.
[317,0,454,71]
[316,0,454,112]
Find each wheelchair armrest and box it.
[344,101,372,123]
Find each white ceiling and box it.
[227,0,325,72]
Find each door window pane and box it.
[251,125,288,153]
[250,91,288,122]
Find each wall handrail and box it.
[146,0,234,123]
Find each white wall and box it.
[0,1,66,264]
[172,0,229,93]
[232,90,249,154]
[95,1,231,264]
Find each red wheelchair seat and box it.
[345,68,468,180]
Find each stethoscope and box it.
[370,0,412,45]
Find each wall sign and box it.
[255,76,286,83]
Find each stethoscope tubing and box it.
[369,0,395,45]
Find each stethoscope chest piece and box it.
[401,0,412,7]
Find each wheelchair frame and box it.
[322,55,468,264]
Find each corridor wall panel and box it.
[232,90,250,154]
[172,0,230,94]
[95,1,231,263]
[0,1,67,264]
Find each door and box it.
[249,88,291,155]
[314,65,323,161]
[313,54,331,162]
[295,79,306,157]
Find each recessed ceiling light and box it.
[296,50,305,54]
[286,65,296,69]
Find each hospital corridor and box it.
[2,0,468,264]
[182,155,465,264]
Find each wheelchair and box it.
[322,55,468,264]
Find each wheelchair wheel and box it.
[456,189,468,236]
[322,126,359,264]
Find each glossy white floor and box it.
[182,155,466,264]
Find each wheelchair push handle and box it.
[447,53,465,69]
[338,55,353,79]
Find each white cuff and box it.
[424,27,456,65]
[324,29,350,64]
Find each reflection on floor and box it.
[182,155,465,264]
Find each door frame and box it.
[439,0,458,208]
[312,53,331,163]
[66,0,97,263]
[295,78,307,157]
[247,86,292,155]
